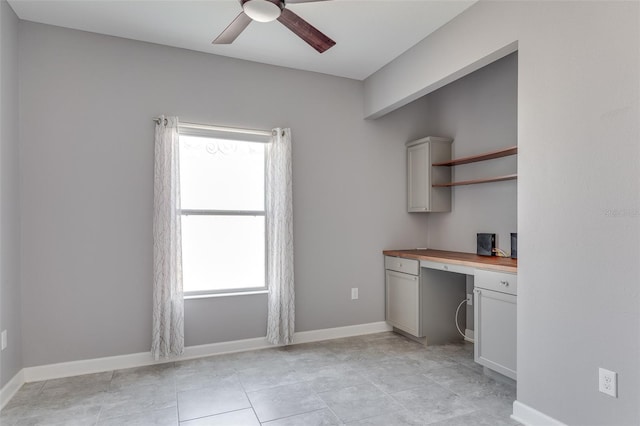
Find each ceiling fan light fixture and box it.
[243,0,282,23]
[214,0,335,53]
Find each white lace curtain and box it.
[266,128,295,345]
[152,115,184,360]
[151,120,293,353]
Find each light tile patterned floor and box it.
[1,332,520,425]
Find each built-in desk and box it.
[382,249,517,273]
[383,249,518,380]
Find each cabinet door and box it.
[407,143,429,212]
[386,270,421,336]
[474,288,517,379]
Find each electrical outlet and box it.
[1,330,7,351]
[466,293,473,306]
[351,288,359,300]
[599,368,617,397]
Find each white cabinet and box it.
[406,136,452,212]
[474,269,517,380]
[386,269,421,336]
[385,256,466,342]
[385,256,421,336]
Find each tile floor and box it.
[1,332,520,425]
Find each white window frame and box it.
[178,123,271,298]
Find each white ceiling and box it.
[7,0,476,80]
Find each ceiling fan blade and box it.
[212,12,252,44]
[277,8,335,53]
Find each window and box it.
[178,128,269,296]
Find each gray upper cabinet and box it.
[406,136,453,212]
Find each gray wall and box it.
[18,22,432,367]
[0,0,22,388]
[419,53,518,333]
[365,1,639,425]
[424,52,517,254]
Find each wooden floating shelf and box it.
[433,174,518,187]
[433,146,518,167]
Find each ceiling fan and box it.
[213,0,336,53]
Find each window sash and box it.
[180,211,268,296]
[177,124,269,297]
[181,209,265,217]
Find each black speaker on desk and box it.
[511,233,518,259]
[477,233,496,256]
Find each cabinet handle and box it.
[500,280,509,287]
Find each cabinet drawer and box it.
[420,260,473,275]
[474,269,517,295]
[384,256,419,275]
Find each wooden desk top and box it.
[383,249,517,273]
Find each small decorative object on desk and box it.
[477,233,496,256]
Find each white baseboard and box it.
[512,400,567,426]
[294,321,392,344]
[0,369,24,410]
[24,350,168,383]
[182,336,273,361]
[19,321,391,384]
